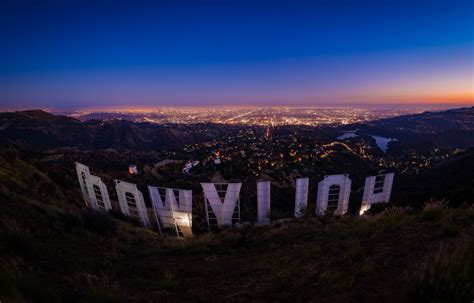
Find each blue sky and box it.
[1,0,473,108]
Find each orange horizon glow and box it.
[2,98,471,113]
[343,92,473,105]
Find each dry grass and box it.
[404,241,474,302]
[0,152,473,302]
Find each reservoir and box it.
[337,131,358,140]
[371,135,397,152]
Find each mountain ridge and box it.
[0,110,202,150]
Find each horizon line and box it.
[1,102,473,113]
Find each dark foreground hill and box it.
[393,148,474,208]
[1,148,473,302]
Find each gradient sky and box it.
[1,0,473,109]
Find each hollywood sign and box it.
[76,162,394,237]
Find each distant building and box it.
[182,160,200,174]
[182,161,193,174]
[128,165,138,174]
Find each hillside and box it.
[392,148,474,208]
[1,148,473,302]
[0,110,202,151]
[4,107,474,152]
[351,107,474,149]
[367,107,474,132]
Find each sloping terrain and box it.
[393,149,474,208]
[364,107,474,134]
[352,107,474,149]
[0,110,202,150]
[0,149,473,302]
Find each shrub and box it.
[0,257,58,303]
[65,271,124,303]
[366,203,390,214]
[83,290,127,303]
[0,218,31,256]
[442,223,459,237]
[62,213,84,231]
[422,208,444,222]
[15,275,58,303]
[404,242,473,302]
[82,210,117,235]
[159,269,177,290]
[422,201,447,222]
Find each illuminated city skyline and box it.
[67,105,459,126]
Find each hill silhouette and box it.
[352,106,474,149]
[0,110,202,150]
[393,148,474,208]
